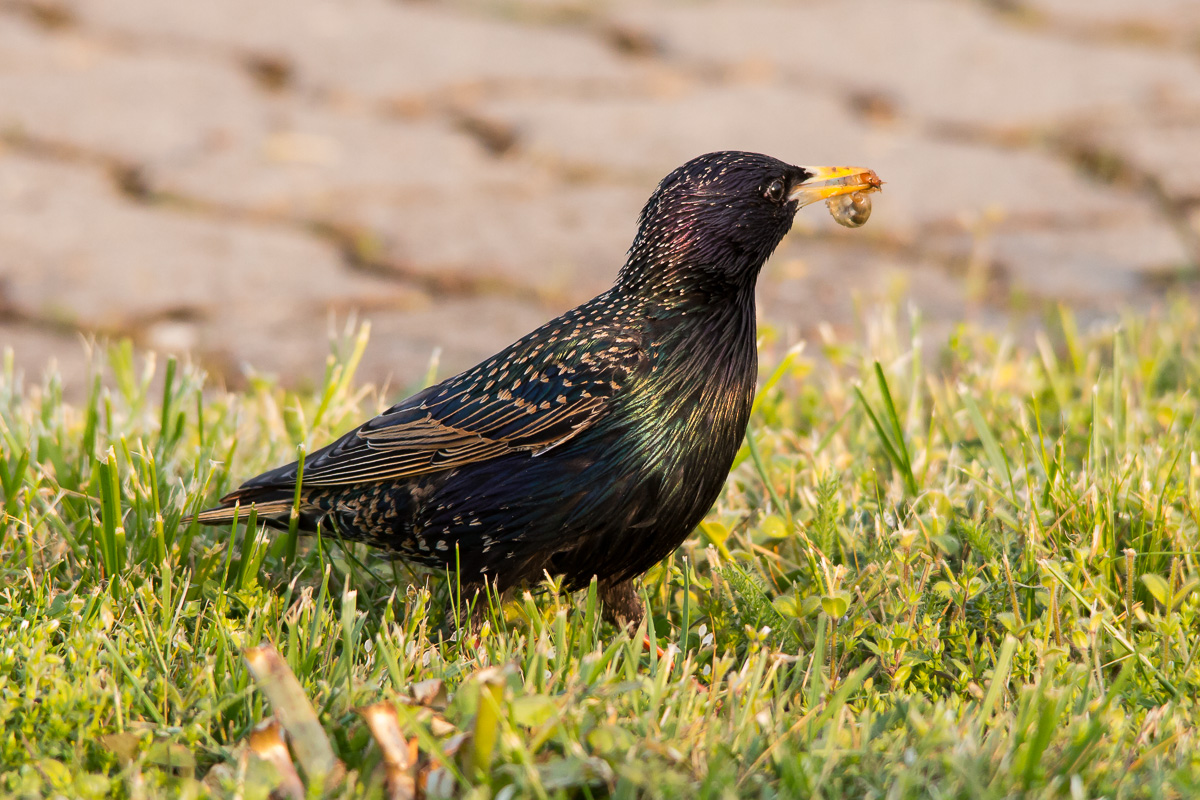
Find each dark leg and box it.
[599,578,644,633]
[451,580,505,638]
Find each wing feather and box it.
[224,314,647,497]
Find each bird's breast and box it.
[633,306,757,499]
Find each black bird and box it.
[195,152,881,629]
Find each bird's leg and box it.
[599,577,644,633]
[444,579,501,641]
[599,578,677,667]
[465,596,491,636]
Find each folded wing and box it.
[220,321,649,500]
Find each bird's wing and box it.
[228,321,648,493]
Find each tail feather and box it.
[186,498,298,527]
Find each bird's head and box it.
[620,151,880,293]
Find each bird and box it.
[194,151,882,631]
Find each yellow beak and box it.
[788,166,883,208]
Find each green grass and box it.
[4,305,1200,798]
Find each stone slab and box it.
[481,84,1158,238]
[350,180,647,303]
[0,16,263,165]
[352,295,567,395]
[148,99,522,220]
[0,152,393,322]
[0,151,420,383]
[611,0,1200,131]
[63,0,645,101]
[758,239,972,343]
[1084,121,1200,201]
[0,324,94,396]
[927,218,1193,302]
[1020,0,1200,42]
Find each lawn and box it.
[2,306,1199,798]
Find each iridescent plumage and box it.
[196,151,858,629]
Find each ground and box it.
[4,307,1200,797]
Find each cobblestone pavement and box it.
[2,0,1198,392]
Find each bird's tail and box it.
[185,498,297,527]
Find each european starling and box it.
[195,151,881,629]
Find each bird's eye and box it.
[765,178,786,202]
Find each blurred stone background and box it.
[2,0,1199,392]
